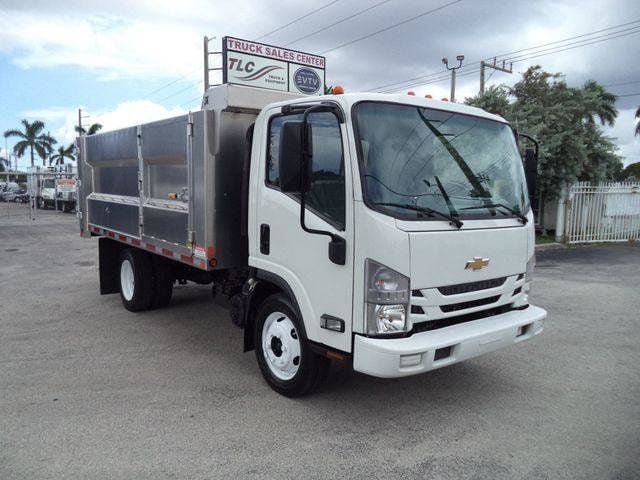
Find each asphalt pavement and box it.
[1,209,638,479]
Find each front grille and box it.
[440,295,500,313]
[412,305,516,334]
[437,277,507,296]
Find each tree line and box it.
[465,65,640,199]
[1,121,102,172]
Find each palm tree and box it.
[635,106,640,137]
[38,131,57,166]
[75,123,103,136]
[0,156,9,172]
[50,145,75,166]
[581,80,617,127]
[3,120,58,168]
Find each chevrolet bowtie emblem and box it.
[465,257,490,270]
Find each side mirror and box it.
[524,148,538,203]
[328,236,346,265]
[278,121,312,194]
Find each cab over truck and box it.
[77,83,546,396]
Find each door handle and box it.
[260,224,270,255]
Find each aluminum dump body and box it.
[77,84,301,270]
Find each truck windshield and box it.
[352,101,529,222]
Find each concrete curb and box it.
[535,242,564,250]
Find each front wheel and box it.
[254,294,329,397]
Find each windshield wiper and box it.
[430,175,463,220]
[374,202,464,229]
[460,203,528,224]
[416,109,492,202]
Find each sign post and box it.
[222,36,326,95]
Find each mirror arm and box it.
[518,132,539,159]
[298,105,346,265]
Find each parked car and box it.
[1,189,30,203]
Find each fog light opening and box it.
[434,345,453,361]
[517,323,532,337]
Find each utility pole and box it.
[479,58,513,94]
[442,55,464,102]
[78,108,83,135]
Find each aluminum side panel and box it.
[143,206,188,245]
[88,199,139,236]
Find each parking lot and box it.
[1,210,638,479]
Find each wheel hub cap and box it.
[120,259,135,301]
[262,312,301,381]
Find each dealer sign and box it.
[223,36,325,95]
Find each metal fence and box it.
[0,198,34,220]
[560,182,640,243]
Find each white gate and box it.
[562,182,640,243]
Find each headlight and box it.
[525,254,535,283]
[524,254,535,294]
[365,259,409,335]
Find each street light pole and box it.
[442,55,464,102]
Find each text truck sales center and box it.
[223,36,326,95]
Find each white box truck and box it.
[77,37,546,396]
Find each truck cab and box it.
[246,92,544,384]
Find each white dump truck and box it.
[77,37,546,396]
[28,167,77,212]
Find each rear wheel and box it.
[119,249,154,312]
[150,256,173,309]
[254,294,329,397]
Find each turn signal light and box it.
[332,85,344,94]
[407,91,415,96]
[441,98,449,101]
[425,94,432,99]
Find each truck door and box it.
[253,107,354,353]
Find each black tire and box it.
[254,294,330,397]
[150,256,173,309]
[118,249,154,312]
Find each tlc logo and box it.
[228,58,255,73]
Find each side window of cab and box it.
[267,111,345,230]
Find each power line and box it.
[617,93,640,97]
[143,69,200,99]
[156,83,201,104]
[378,25,640,93]
[284,0,393,47]
[501,26,640,63]
[604,80,640,88]
[151,0,462,106]
[371,19,640,91]
[181,96,203,109]
[320,0,463,54]
[496,19,640,62]
[255,0,341,41]
[144,3,343,105]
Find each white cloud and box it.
[49,100,188,146]
[0,11,203,81]
[11,100,187,169]
[605,108,640,167]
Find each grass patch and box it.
[536,234,556,245]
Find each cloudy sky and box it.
[1,0,639,169]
